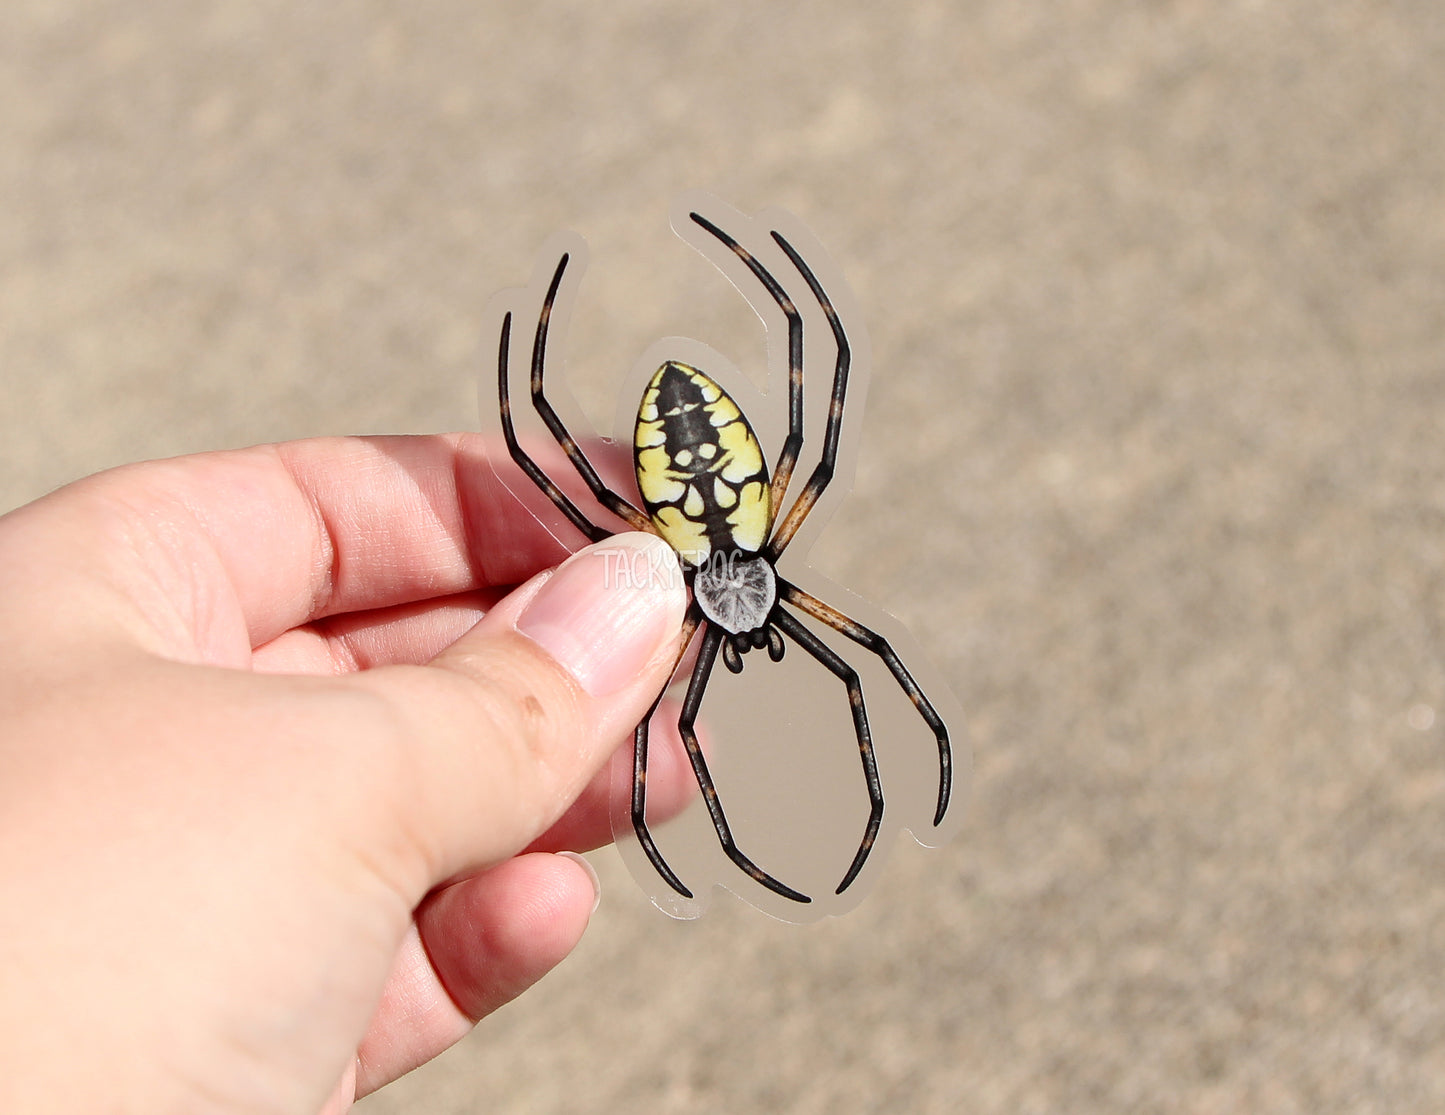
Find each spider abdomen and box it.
[634,361,771,566]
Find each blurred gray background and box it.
[4,2,1444,1111]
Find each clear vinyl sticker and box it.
[478,195,968,922]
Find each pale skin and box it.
[0,433,692,1114]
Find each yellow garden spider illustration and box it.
[494,205,954,906]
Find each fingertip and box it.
[354,852,600,1098]
[556,850,602,916]
[418,852,596,1021]
[514,532,686,698]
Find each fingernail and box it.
[557,851,602,916]
[516,532,685,697]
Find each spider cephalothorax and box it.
[495,203,954,907]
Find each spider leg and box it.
[631,607,703,899]
[688,212,805,513]
[771,609,882,895]
[780,580,952,827]
[764,232,850,560]
[498,310,612,542]
[524,253,655,534]
[674,623,812,904]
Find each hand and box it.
[0,434,689,1114]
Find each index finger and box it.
[24,433,632,652]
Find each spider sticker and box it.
[482,196,967,921]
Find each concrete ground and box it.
[4,2,1444,1111]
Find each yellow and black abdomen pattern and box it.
[634,361,772,566]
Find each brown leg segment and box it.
[498,310,613,543]
[764,231,851,560]
[688,212,806,514]
[780,580,953,827]
[631,607,704,898]
[526,253,655,534]
[665,623,812,904]
[772,609,883,895]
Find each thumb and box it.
[358,530,687,890]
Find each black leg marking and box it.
[688,212,805,513]
[631,708,694,899]
[632,610,703,899]
[527,254,655,533]
[498,311,612,543]
[773,609,882,895]
[677,625,811,903]
[765,232,851,559]
[780,580,952,827]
